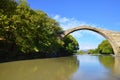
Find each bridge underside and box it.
[59,26,120,56]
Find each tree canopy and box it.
[0,0,79,58]
[97,40,113,54]
[87,40,113,54]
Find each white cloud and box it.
[53,15,69,23]
[53,14,86,30]
[52,14,105,50]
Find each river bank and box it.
[0,52,74,63]
[0,51,115,63]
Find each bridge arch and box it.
[59,26,120,56]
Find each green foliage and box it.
[0,0,79,57]
[77,50,86,54]
[88,40,113,55]
[88,49,99,54]
[98,40,113,54]
[0,0,17,15]
[63,35,79,54]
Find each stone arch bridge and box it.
[58,26,120,56]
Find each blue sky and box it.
[27,0,120,50]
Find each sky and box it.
[27,0,120,50]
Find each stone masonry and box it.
[59,25,120,56]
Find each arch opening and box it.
[70,30,105,50]
[60,26,116,55]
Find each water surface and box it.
[0,54,120,80]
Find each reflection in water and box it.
[99,55,120,80]
[114,57,120,75]
[70,55,109,80]
[99,55,114,69]
[0,56,78,80]
[0,55,120,80]
[70,55,120,80]
[112,57,120,80]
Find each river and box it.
[0,54,120,80]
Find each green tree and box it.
[0,0,17,15]
[98,40,113,54]
[88,49,99,54]
[0,0,79,58]
[77,50,86,54]
[63,35,79,54]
